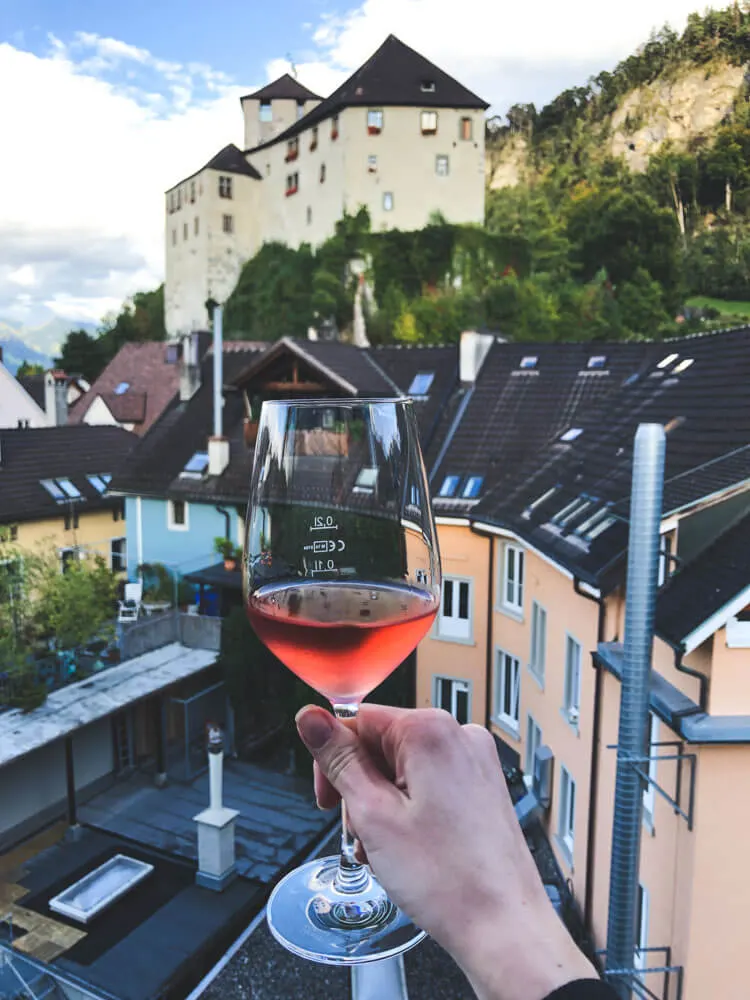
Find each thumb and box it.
[296,706,393,804]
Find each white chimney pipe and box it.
[209,743,223,811]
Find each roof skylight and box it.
[673,358,694,374]
[41,479,65,500]
[657,353,678,370]
[180,451,209,480]
[353,467,378,493]
[114,381,130,395]
[587,355,607,369]
[87,474,111,494]
[560,428,583,443]
[522,486,558,520]
[438,475,460,498]
[41,478,82,502]
[461,476,484,499]
[57,478,81,499]
[553,497,592,527]
[420,80,436,93]
[585,513,616,541]
[575,507,613,539]
[520,356,538,370]
[408,372,435,396]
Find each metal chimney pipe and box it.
[213,305,223,439]
[208,725,224,811]
[605,424,665,998]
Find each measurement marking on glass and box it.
[310,515,338,532]
[309,559,336,575]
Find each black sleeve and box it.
[543,980,620,1000]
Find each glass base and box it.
[266,855,427,966]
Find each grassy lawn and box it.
[686,295,750,317]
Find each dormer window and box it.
[259,100,272,123]
[367,109,383,135]
[420,110,438,135]
[421,79,436,93]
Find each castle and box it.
[164,35,489,337]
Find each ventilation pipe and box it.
[459,330,494,383]
[208,304,229,477]
[605,424,665,998]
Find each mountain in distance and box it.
[0,315,98,374]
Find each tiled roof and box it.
[17,374,45,410]
[656,511,750,646]
[69,342,182,436]
[242,74,322,103]
[0,425,136,524]
[248,35,488,153]
[473,327,750,586]
[659,444,750,515]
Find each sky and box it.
[0,0,708,330]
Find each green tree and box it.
[224,242,315,339]
[32,551,117,652]
[16,360,45,376]
[617,267,673,335]
[55,329,107,382]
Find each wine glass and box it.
[244,397,441,965]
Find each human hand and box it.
[296,704,597,1000]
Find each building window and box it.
[259,100,272,122]
[320,163,326,183]
[167,192,173,214]
[460,116,473,141]
[8,525,18,541]
[171,229,176,247]
[310,126,318,150]
[331,114,339,140]
[297,99,306,120]
[368,154,378,173]
[286,172,299,196]
[286,137,299,162]
[112,502,124,522]
[383,191,394,212]
[306,206,312,225]
[111,537,127,573]
[563,635,582,725]
[438,576,472,640]
[642,713,659,828]
[501,543,524,614]
[194,216,199,236]
[367,108,383,134]
[183,222,188,241]
[436,154,449,176]
[525,715,542,776]
[190,180,196,203]
[530,601,547,683]
[167,499,189,531]
[222,214,234,234]
[558,766,576,861]
[219,175,233,199]
[635,884,650,979]
[60,548,80,574]
[494,650,520,732]
[421,110,438,135]
[434,675,471,724]
[63,511,80,531]
[657,533,673,587]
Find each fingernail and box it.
[296,708,335,751]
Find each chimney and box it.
[179,333,202,402]
[44,370,68,425]
[208,305,229,476]
[459,330,494,383]
[193,725,239,892]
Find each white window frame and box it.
[563,634,582,727]
[558,765,576,864]
[525,714,542,777]
[643,713,659,829]
[436,154,449,176]
[420,109,438,134]
[657,533,673,587]
[493,649,520,734]
[110,536,127,574]
[635,883,650,979]
[501,543,524,615]
[367,108,383,132]
[437,576,472,642]
[529,601,547,684]
[433,675,471,724]
[383,191,394,212]
[167,499,189,531]
[259,100,272,123]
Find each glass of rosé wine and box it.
[244,397,441,965]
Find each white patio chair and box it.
[118,581,143,623]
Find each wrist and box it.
[447,895,598,1000]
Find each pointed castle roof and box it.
[241,73,322,103]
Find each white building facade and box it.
[164,36,489,337]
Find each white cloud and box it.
[0,1,707,326]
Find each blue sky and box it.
[0,0,702,338]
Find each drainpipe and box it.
[605,425,665,998]
[215,505,232,543]
[208,304,230,477]
[673,643,709,712]
[574,578,606,937]
[469,524,495,731]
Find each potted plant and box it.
[215,537,242,571]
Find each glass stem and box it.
[332,704,370,894]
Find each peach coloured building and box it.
[416,326,750,998]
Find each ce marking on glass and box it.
[306,514,345,574]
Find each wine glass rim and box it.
[261,396,413,407]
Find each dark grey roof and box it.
[472,326,750,587]
[248,35,488,153]
[660,444,750,515]
[17,374,45,410]
[656,510,750,646]
[204,144,262,178]
[241,73,322,103]
[0,425,136,524]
